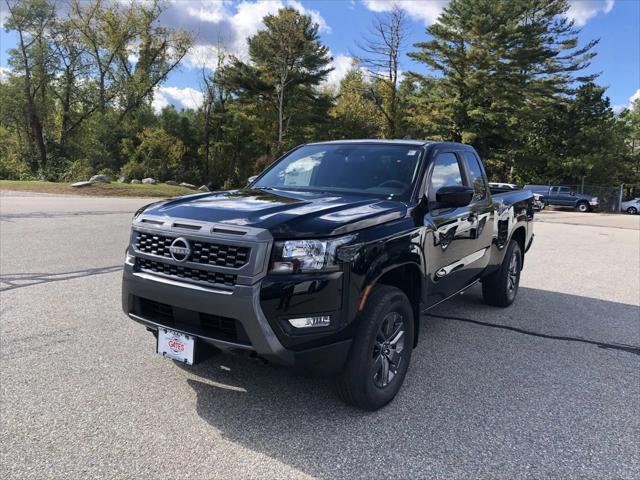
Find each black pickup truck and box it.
[122,140,534,410]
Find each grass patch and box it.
[0,180,199,198]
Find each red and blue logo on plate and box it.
[167,336,185,354]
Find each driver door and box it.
[422,151,486,307]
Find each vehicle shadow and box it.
[181,286,640,479]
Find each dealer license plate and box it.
[157,328,195,364]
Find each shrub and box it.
[60,159,94,182]
[0,155,33,180]
[120,160,146,180]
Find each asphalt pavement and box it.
[1,190,639,479]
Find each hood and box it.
[141,188,407,238]
[576,193,596,201]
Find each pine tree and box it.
[223,8,333,154]
[408,0,598,179]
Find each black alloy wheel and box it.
[372,312,406,389]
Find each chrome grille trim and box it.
[136,257,237,288]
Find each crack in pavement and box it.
[427,312,640,356]
[0,265,123,292]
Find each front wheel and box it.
[482,239,522,307]
[627,207,638,215]
[576,201,589,213]
[336,285,414,410]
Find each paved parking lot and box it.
[1,190,639,479]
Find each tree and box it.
[69,0,191,120]
[223,8,333,153]
[356,5,408,138]
[560,83,629,184]
[408,0,598,179]
[4,0,57,172]
[330,68,383,139]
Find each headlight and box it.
[590,197,599,205]
[271,235,355,274]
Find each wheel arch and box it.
[510,226,526,266]
[364,263,423,348]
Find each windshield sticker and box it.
[407,150,417,156]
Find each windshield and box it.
[253,144,423,201]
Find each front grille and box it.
[137,298,251,345]
[135,231,250,268]
[136,258,237,287]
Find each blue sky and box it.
[1,0,638,112]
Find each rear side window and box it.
[430,153,463,193]
[462,151,487,200]
[559,187,571,194]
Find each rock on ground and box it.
[180,182,196,189]
[89,174,109,183]
[198,185,210,192]
[142,178,157,184]
[131,179,141,184]
[70,181,93,188]
[165,180,178,186]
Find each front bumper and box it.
[122,263,351,375]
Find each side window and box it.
[550,187,559,194]
[559,187,572,194]
[429,153,464,196]
[462,151,487,201]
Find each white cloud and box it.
[160,0,331,66]
[363,0,448,25]
[0,66,11,83]
[323,54,355,88]
[567,0,614,26]
[612,89,639,114]
[0,3,8,28]
[363,0,614,26]
[152,86,204,113]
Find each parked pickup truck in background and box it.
[524,184,599,212]
[122,140,535,410]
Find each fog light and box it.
[125,252,135,266]
[271,261,294,274]
[288,316,331,328]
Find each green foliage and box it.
[59,158,94,182]
[408,0,600,180]
[122,127,185,181]
[0,0,637,190]
[223,7,333,154]
[330,69,383,139]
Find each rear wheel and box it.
[576,201,589,213]
[482,239,522,307]
[627,206,638,215]
[336,285,414,410]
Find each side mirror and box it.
[247,175,258,185]
[435,185,474,208]
[570,191,576,196]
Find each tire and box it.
[627,207,638,215]
[482,239,522,307]
[576,201,589,213]
[336,285,414,411]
